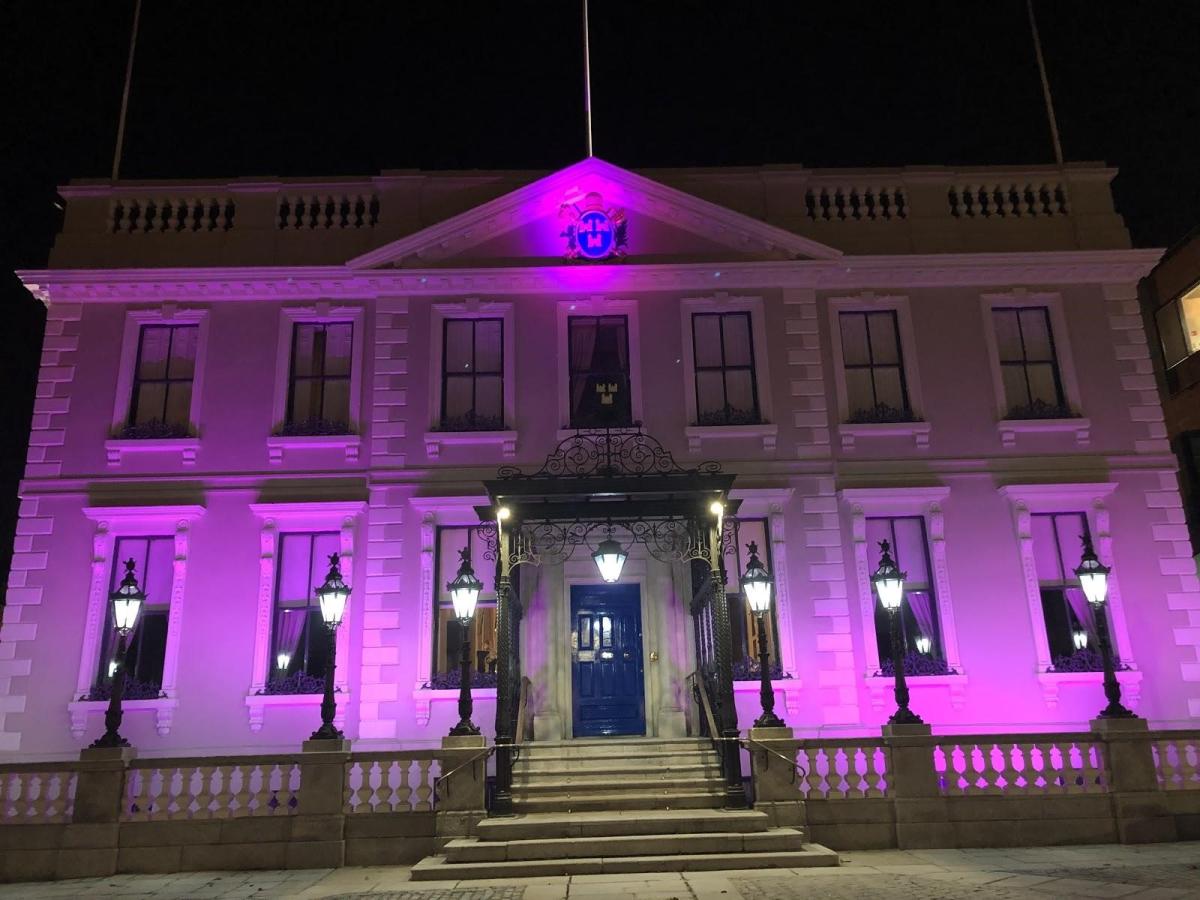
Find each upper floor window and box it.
[94,536,173,699]
[992,307,1068,419]
[838,311,912,423]
[431,526,498,685]
[1032,512,1110,669]
[286,322,353,434]
[692,312,761,426]
[127,324,198,438]
[441,318,504,431]
[569,315,632,428]
[269,531,340,691]
[867,516,945,672]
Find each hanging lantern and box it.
[592,532,628,584]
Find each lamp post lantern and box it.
[447,547,484,736]
[90,559,145,749]
[872,540,924,726]
[592,529,628,584]
[741,541,784,728]
[1074,534,1136,719]
[310,553,350,741]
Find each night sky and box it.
[1,1,1198,595]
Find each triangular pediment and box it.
[347,157,841,269]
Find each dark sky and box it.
[1,1,1198,594]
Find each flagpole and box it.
[1026,0,1064,169]
[111,0,143,181]
[582,0,593,157]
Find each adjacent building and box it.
[6,156,1195,760]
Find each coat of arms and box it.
[559,191,628,261]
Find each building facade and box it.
[6,156,1197,761]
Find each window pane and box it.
[1018,308,1053,360]
[111,538,150,593]
[132,383,166,424]
[721,314,753,367]
[1053,513,1088,576]
[475,320,503,373]
[1025,363,1062,407]
[438,528,471,603]
[136,327,171,380]
[871,367,906,411]
[1041,588,1075,659]
[1000,364,1029,410]
[1031,515,1064,583]
[288,379,318,424]
[303,609,329,677]
[865,518,893,553]
[593,317,628,373]
[278,534,315,604]
[867,313,900,365]
[291,325,318,378]
[1158,301,1189,368]
[164,383,192,427]
[134,613,168,685]
[311,532,341,588]
[474,375,503,423]
[693,315,723,368]
[992,310,1022,361]
[1183,289,1200,355]
[569,318,599,372]
[166,326,198,380]
[844,368,875,414]
[839,314,870,366]
[144,537,174,608]
[443,376,474,422]
[444,320,474,373]
[323,323,354,377]
[724,370,757,419]
[322,378,351,423]
[892,518,929,584]
[696,370,726,417]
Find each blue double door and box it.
[570,584,646,737]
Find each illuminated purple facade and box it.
[6,157,1197,760]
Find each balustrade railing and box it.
[122,756,302,821]
[0,764,77,824]
[1150,731,1200,791]
[794,740,891,799]
[344,752,440,814]
[947,182,1069,218]
[277,193,380,230]
[933,733,1107,795]
[110,197,235,233]
[805,184,908,222]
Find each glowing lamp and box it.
[740,541,773,615]
[497,507,511,521]
[447,548,484,622]
[592,534,628,584]
[1074,535,1110,607]
[110,558,145,635]
[1072,630,1089,651]
[871,540,906,612]
[108,659,118,678]
[276,652,291,672]
[709,500,723,517]
[915,634,932,655]
[315,553,350,629]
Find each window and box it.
[569,315,632,427]
[720,519,780,678]
[866,517,944,671]
[691,312,761,426]
[126,325,198,438]
[94,537,173,699]
[992,307,1068,419]
[441,318,504,431]
[1032,512,1109,668]
[1156,284,1200,370]
[286,322,353,433]
[269,532,341,691]
[838,311,912,422]
[431,527,497,685]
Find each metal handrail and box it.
[687,671,722,744]
[434,745,495,798]
[740,737,808,786]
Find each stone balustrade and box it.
[933,732,1108,795]
[0,763,77,824]
[123,756,302,821]
[793,739,891,799]
[344,751,440,814]
[1150,730,1200,791]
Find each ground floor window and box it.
[1032,512,1114,671]
[719,519,782,678]
[430,526,498,688]
[867,516,949,675]
[266,531,340,693]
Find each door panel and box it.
[571,584,645,737]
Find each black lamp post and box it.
[447,547,484,737]
[310,553,350,741]
[741,541,784,728]
[1075,534,1137,720]
[90,559,145,749]
[872,540,924,726]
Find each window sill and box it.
[244,691,348,732]
[733,678,803,717]
[839,421,930,452]
[424,430,517,460]
[105,438,199,467]
[413,686,498,726]
[865,672,968,711]
[266,434,361,465]
[997,417,1090,449]
[1036,668,1141,709]
[68,697,178,738]
[685,424,777,455]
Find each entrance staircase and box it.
[412,737,839,879]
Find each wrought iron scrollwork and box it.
[497,427,722,480]
[499,517,714,569]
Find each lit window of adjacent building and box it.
[431,527,498,685]
[93,536,173,699]
[441,318,504,431]
[1032,512,1109,668]
[126,324,198,438]
[286,322,353,433]
[992,307,1069,419]
[568,315,632,428]
[838,311,913,422]
[691,312,761,426]
[269,531,340,690]
[1155,283,1200,393]
[867,516,945,672]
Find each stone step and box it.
[513,788,725,813]
[514,763,723,783]
[516,748,719,768]
[446,827,806,863]
[411,845,841,880]
[513,775,724,797]
[518,739,711,760]
[475,808,772,841]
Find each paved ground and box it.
[1,843,1199,899]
